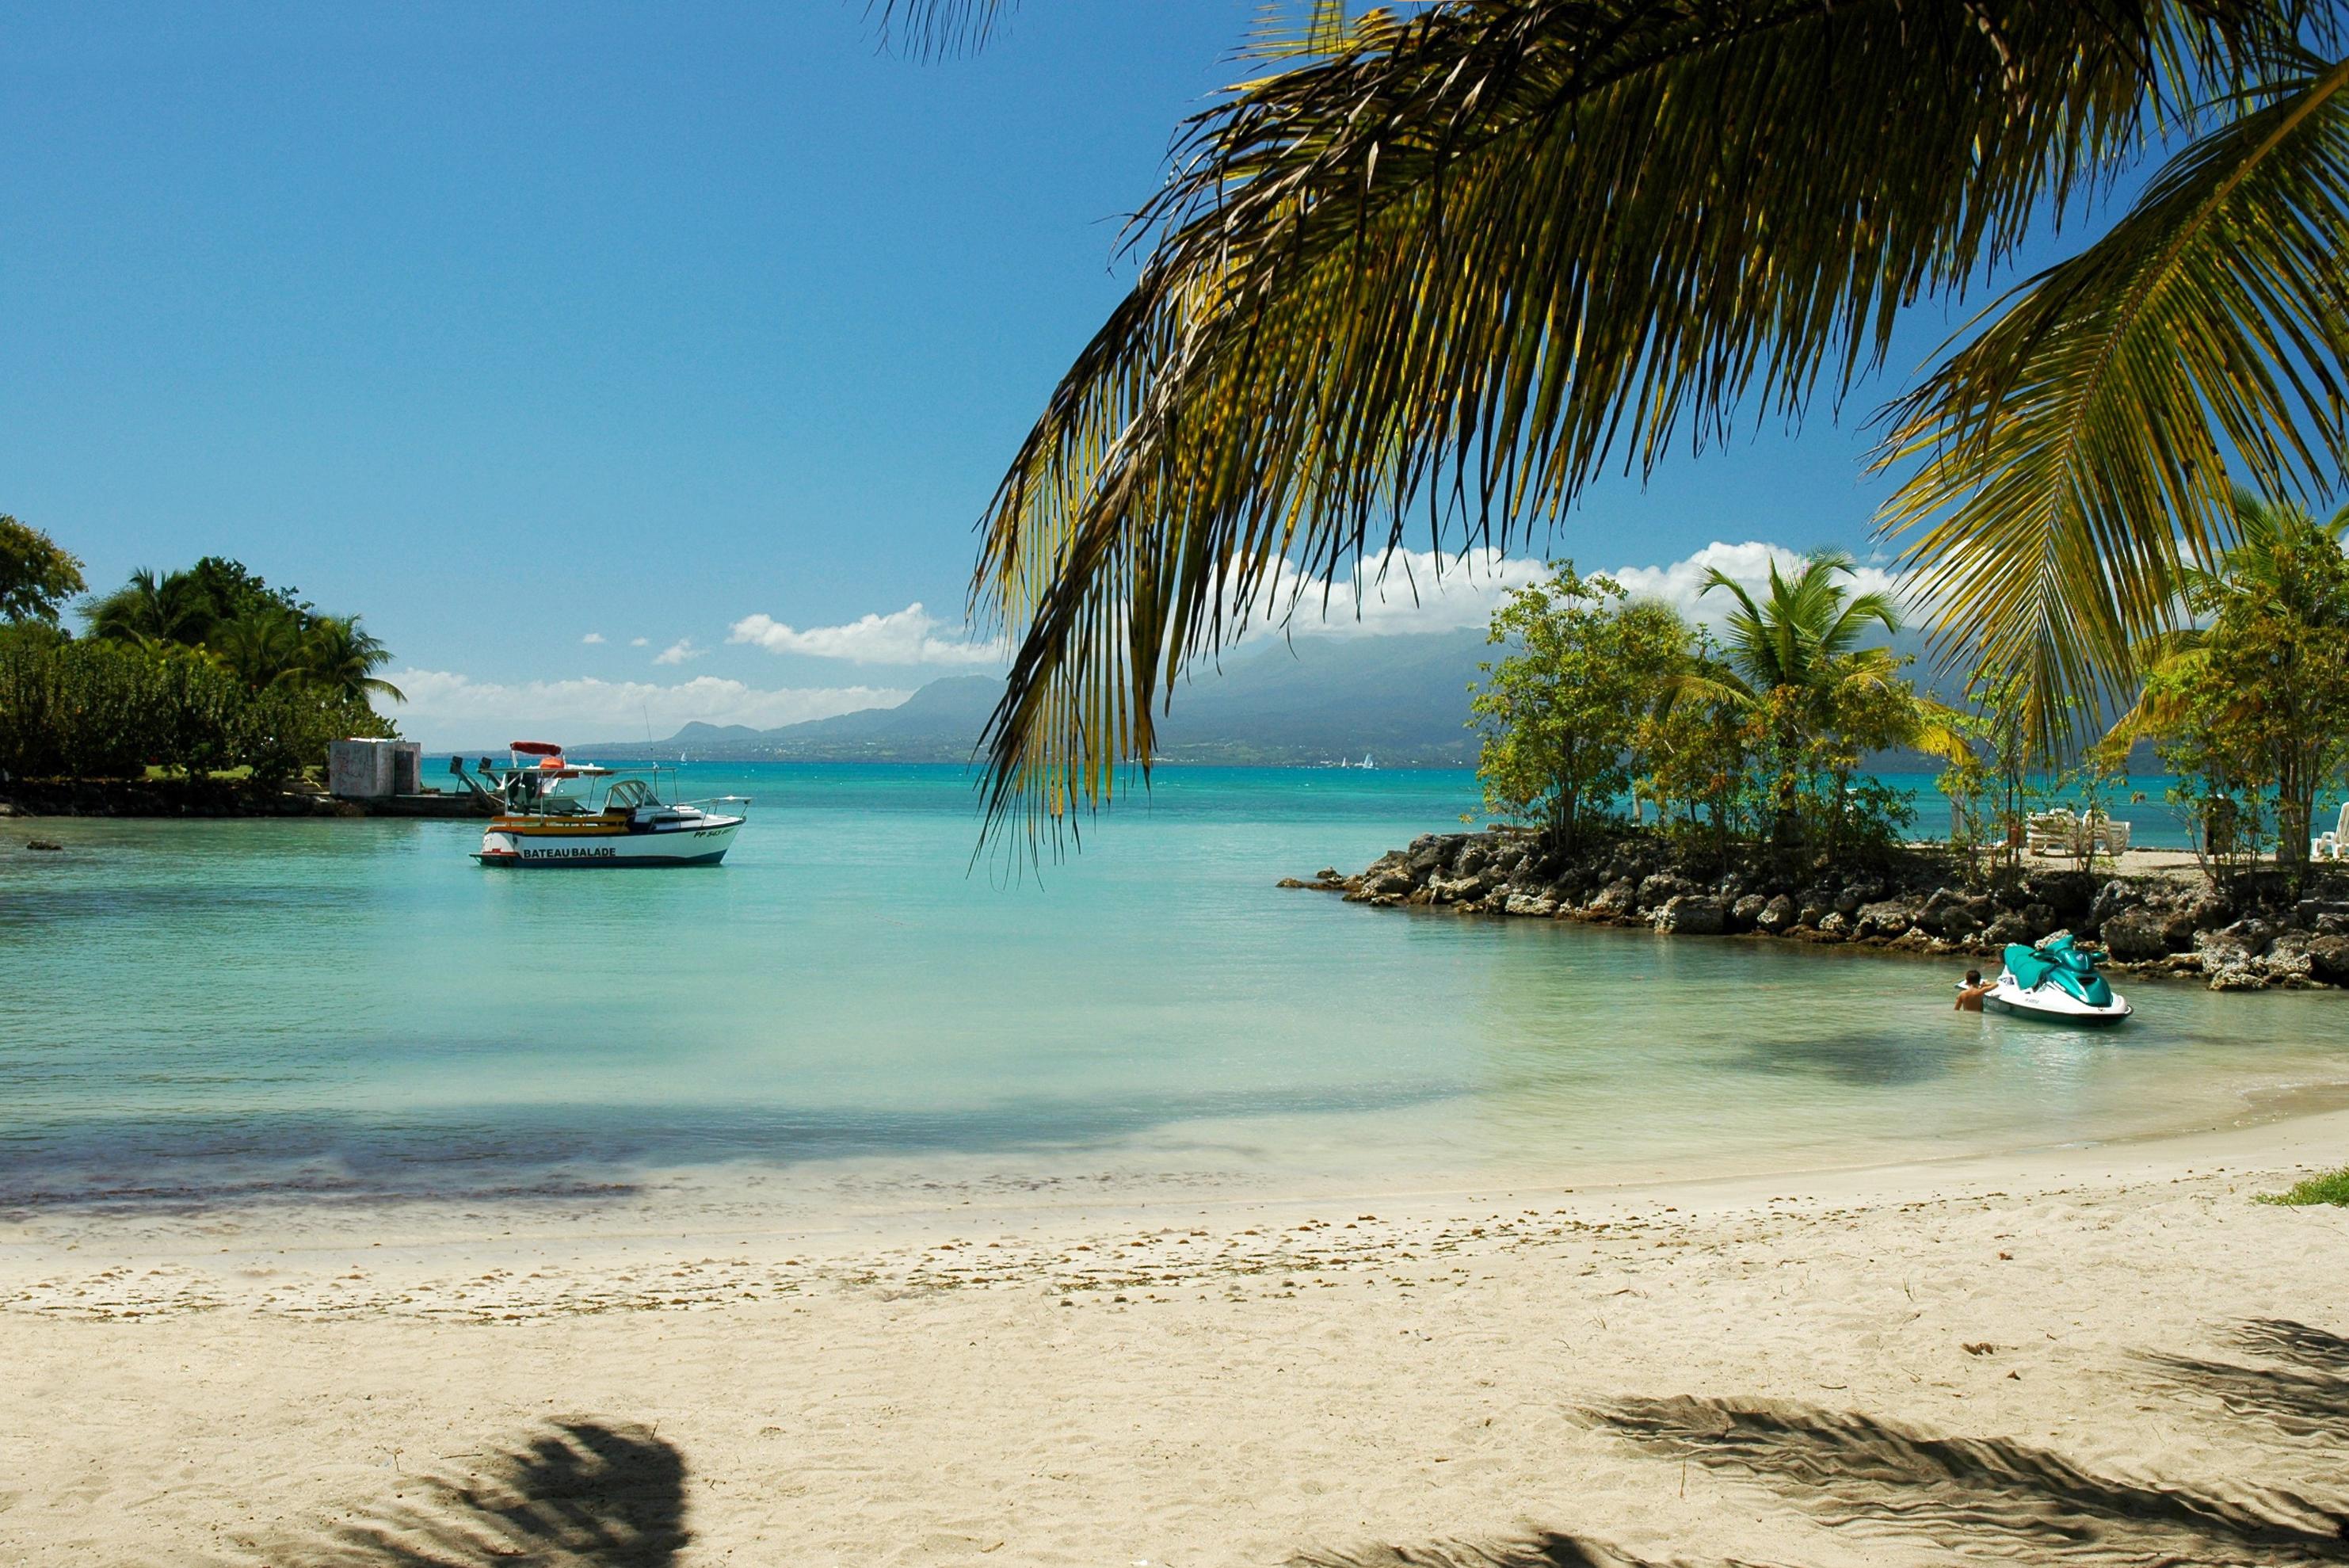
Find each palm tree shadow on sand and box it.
[294,1419,687,1567]
[1298,1318,2349,1568]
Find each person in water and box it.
[1954,968,1996,1011]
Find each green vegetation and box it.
[1469,566,1686,855]
[0,551,399,788]
[2107,490,2349,888]
[1472,553,1959,868]
[2255,1166,2349,1207]
[940,2,2349,837]
[0,517,86,624]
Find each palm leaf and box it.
[970,0,2291,842]
[864,0,1009,57]
[1878,51,2349,742]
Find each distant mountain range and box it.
[575,631,1497,765]
[541,624,2015,770]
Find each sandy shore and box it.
[4,1112,2347,1566]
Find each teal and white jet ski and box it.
[1987,932,2133,1024]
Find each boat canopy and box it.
[509,740,564,756]
[2003,933,2114,1009]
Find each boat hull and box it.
[475,818,742,868]
[1985,977,2133,1024]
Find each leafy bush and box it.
[2255,1167,2349,1207]
[0,629,389,784]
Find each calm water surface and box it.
[2,764,2343,1214]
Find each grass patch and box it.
[2256,1166,2349,1207]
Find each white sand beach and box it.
[5,1108,2346,1566]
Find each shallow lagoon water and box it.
[2,764,2343,1215]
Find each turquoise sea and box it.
[3,764,2344,1218]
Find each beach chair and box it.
[2025,809,2077,856]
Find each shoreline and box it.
[6,1110,2345,1562]
[1299,826,2349,991]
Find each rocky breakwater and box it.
[1282,830,2349,992]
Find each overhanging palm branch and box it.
[1880,51,2349,740]
[968,0,2300,841]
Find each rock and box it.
[1728,894,1768,933]
[2207,963,2269,992]
[1424,873,1489,906]
[2089,879,2140,931]
[1653,894,1726,936]
[1635,872,1694,912]
[1315,868,1340,883]
[1832,887,1864,917]
[2260,930,2316,985]
[2026,872,2095,916]
[2295,897,2349,929]
[1813,910,1853,939]
[1756,895,1798,935]
[1504,891,1558,918]
[2306,933,2349,984]
[2196,928,2259,981]
[1981,911,2034,946]
[2099,907,2173,962]
[1588,878,1638,918]
[2217,917,2276,956]
[1854,898,1916,940]
[25,838,63,852]
[1920,888,1985,939]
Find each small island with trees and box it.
[0,516,406,816]
[1295,491,2349,994]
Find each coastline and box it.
[1300,826,2349,992]
[6,1109,2346,1562]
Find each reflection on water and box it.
[2,764,2345,1213]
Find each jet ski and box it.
[1985,932,2133,1024]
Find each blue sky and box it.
[3,2,2057,745]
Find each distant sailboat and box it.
[1361,753,1375,770]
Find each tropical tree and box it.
[918,0,2348,839]
[84,567,220,648]
[2108,487,2349,882]
[1671,552,1962,850]
[298,615,405,705]
[0,517,86,624]
[208,609,310,692]
[1468,564,1688,854]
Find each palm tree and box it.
[83,567,219,648]
[299,615,404,706]
[208,609,310,692]
[924,1,2347,840]
[1669,551,1962,848]
[2107,486,2349,872]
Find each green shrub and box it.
[2256,1167,2349,1207]
[0,629,389,785]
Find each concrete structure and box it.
[327,738,422,799]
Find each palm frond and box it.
[972,0,2290,842]
[1878,51,2349,742]
[864,0,1009,59]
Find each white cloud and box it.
[728,602,1003,666]
[388,668,911,748]
[629,637,649,647]
[1237,541,1913,638]
[1607,541,1909,628]
[580,631,605,645]
[653,638,706,666]
[1239,547,1551,640]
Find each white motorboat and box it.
[461,742,748,868]
[1985,933,2133,1024]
